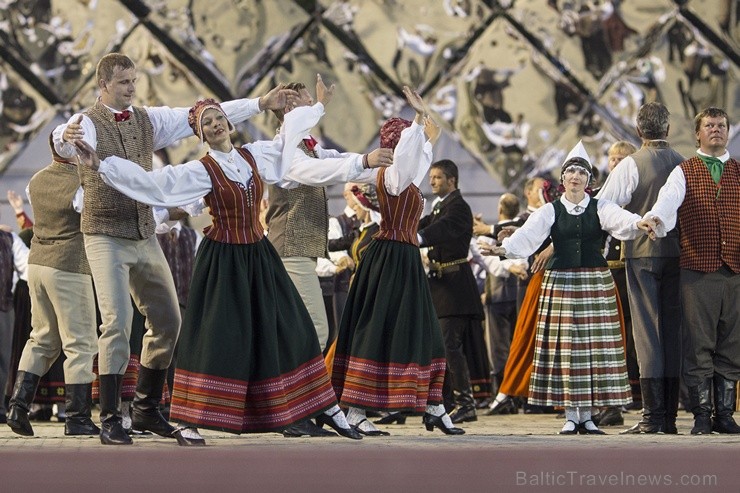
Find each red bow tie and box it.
[114,110,132,122]
[303,137,318,151]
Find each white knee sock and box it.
[578,408,598,430]
[562,407,579,432]
[426,404,455,428]
[346,406,380,432]
[324,405,351,429]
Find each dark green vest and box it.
[547,199,607,269]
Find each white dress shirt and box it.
[53,97,263,158]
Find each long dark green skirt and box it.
[169,237,337,434]
[332,239,446,413]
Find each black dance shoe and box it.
[282,419,337,437]
[485,396,518,416]
[558,420,579,435]
[578,420,606,435]
[422,413,465,435]
[449,405,477,423]
[315,410,363,439]
[373,412,406,425]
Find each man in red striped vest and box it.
[644,107,740,435]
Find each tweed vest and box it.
[677,157,740,273]
[622,141,683,258]
[28,160,90,275]
[0,231,13,312]
[157,227,196,307]
[80,101,155,239]
[265,142,328,258]
[375,168,423,246]
[201,148,264,244]
[547,199,608,269]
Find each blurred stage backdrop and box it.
[1,0,738,225]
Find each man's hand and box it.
[365,148,394,168]
[473,214,492,237]
[508,263,529,281]
[531,243,554,273]
[637,216,661,241]
[335,255,355,273]
[167,208,189,221]
[259,83,299,111]
[477,237,505,256]
[403,85,426,115]
[73,140,101,171]
[7,190,24,214]
[316,74,335,107]
[496,225,518,243]
[62,115,84,143]
[423,115,441,145]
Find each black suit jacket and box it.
[419,189,484,320]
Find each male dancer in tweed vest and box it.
[419,159,485,424]
[7,136,99,437]
[266,77,393,437]
[644,107,740,435]
[597,102,684,434]
[267,79,393,351]
[53,52,298,445]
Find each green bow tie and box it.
[699,155,724,184]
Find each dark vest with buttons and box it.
[80,101,155,239]
[547,199,608,269]
[0,231,14,312]
[622,141,683,258]
[265,141,328,258]
[677,156,740,273]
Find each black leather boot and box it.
[131,365,176,436]
[99,374,132,445]
[621,378,665,434]
[64,383,101,436]
[449,387,477,423]
[688,378,713,435]
[711,374,740,434]
[131,366,204,446]
[663,378,680,434]
[7,371,41,436]
[593,406,623,426]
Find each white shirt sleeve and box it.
[316,257,338,277]
[501,204,555,259]
[11,233,29,282]
[52,98,263,157]
[53,113,98,158]
[595,156,639,206]
[98,156,212,207]
[645,166,687,236]
[382,122,433,196]
[147,97,263,150]
[597,199,643,240]
[277,151,365,189]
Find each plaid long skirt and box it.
[528,267,631,408]
[169,237,337,434]
[331,239,446,413]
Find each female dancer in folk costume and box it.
[480,141,656,435]
[330,87,465,436]
[73,93,366,442]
